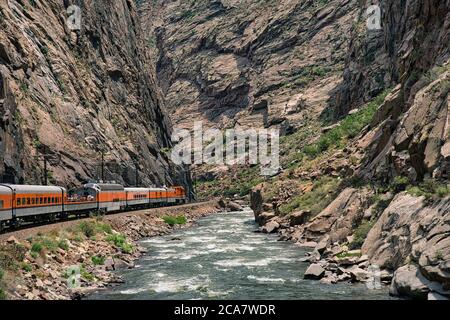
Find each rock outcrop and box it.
[362,193,450,293]
[0,0,191,189]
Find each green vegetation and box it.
[406,179,450,201]
[350,219,376,250]
[75,220,113,238]
[301,90,390,160]
[58,239,69,251]
[21,263,32,273]
[0,268,5,300]
[91,256,106,266]
[31,242,44,254]
[335,251,362,259]
[106,233,133,254]
[392,176,409,192]
[20,82,29,93]
[80,266,95,281]
[78,221,95,238]
[278,176,340,216]
[370,194,393,216]
[163,215,188,226]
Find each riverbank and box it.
[250,186,450,300]
[0,201,223,300]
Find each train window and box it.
[16,198,20,206]
[0,200,3,209]
[31,198,35,205]
[51,197,54,203]
[27,198,31,205]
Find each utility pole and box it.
[135,163,139,187]
[43,153,48,186]
[36,145,51,186]
[101,150,105,182]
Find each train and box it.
[0,183,187,232]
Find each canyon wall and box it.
[0,0,191,190]
[139,0,358,132]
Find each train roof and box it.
[124,187,151,192]
[84,183,125,191]
[149,187,168,192]
[0,184,65,193]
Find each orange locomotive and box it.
[0,183,187,231]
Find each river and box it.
[89,210,392,300]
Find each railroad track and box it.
[0,201,206,238]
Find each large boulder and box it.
[348,266,370,282]
[304,264,325,280]
[226,200,244,212]
[390,265,431,300]
[362,192,450,284]
[256,211,276,226]
[303,188,370,243]
[289,210,311,226]
[261,220,280,234]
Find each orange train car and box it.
[0,183,187,232]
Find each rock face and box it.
[333,0,450,182]
[334,0,449,117]
[390,265,432,300]
[303,188,371,243]
[140,0,358,130]
[0,0,191,190]
[362,193,450,292]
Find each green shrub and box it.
[31,243,43,254]
[392,176,409,192]
[40,237,58,252]
[80,267,95,281]
[406,179,450,201]
[106,234,134,254]
[78,221,96,238]
[21,263,32,272]
[91,256,105,266]
[0,288,5,300]
[0,268,4,280]
[106,233,126,247]
[96,222,113,235]
[58,240,69,251]
[335,251,362,259]
[163,215,187,226]
[350,220,376,249]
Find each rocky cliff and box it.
[335,0,449,183]
[0,0,190,189]
[139,0,358,131]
